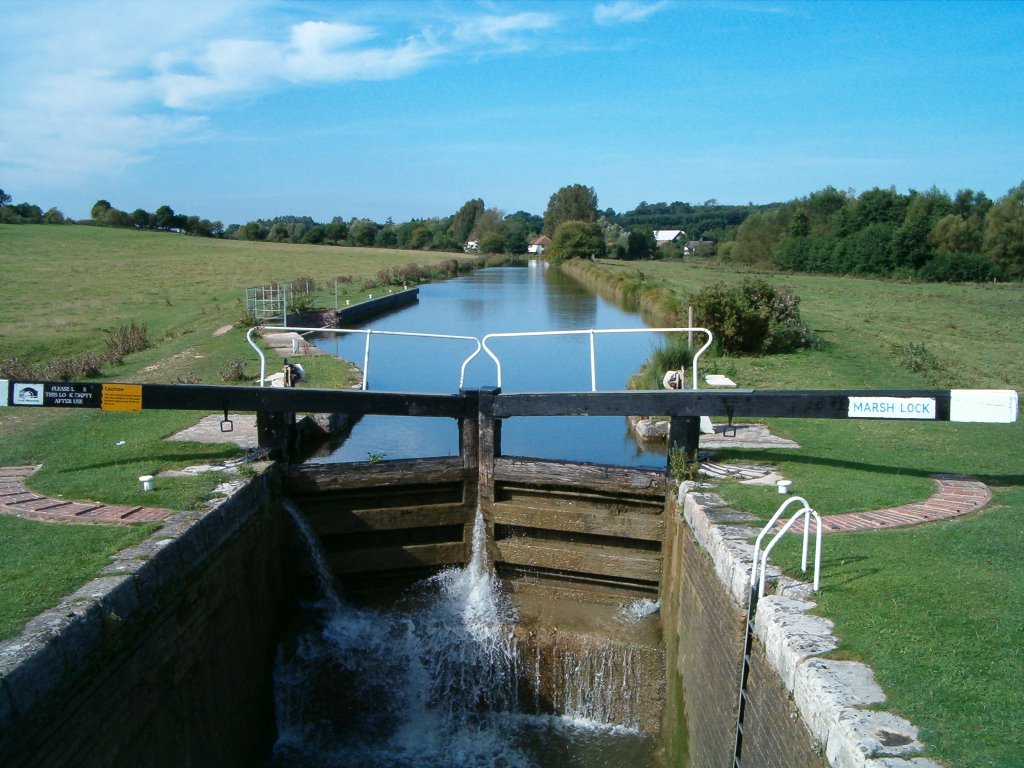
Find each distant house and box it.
[654,229,685,247]
[684,237,713,256]
[527,235,551,255]
[464,239,479,252]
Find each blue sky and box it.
[2,0,1022,225]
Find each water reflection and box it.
[310,265,668,467]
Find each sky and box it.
[2,0,1023,226]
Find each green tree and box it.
[546,220,605,264]
[42,207,65,224]
[90,199,112,220]
[0,189,11,206]
[894,188,952,269]
[450,198,484,244]
[930,214,983,255]
[734,209,785,264]
[982,181,1024,278]
[625,228,657,260]
[543,184,599,236]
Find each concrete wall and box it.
[334,288,419,325]
[0,470,298,768]
[662,487,939,768]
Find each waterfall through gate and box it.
[271,502,661,768]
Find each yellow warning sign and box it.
[101,383,143,412]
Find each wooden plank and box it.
[494,457,666,496]
[494,539,662,583]
[491,502,665,541]
[496,486,663,516]
[307,504,468,535]
[328,542,465,574]
[284,457,468,492]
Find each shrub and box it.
[105,321,149,363]
[691,279,813,355]
[44,352,104,381]
[918,252,1004,283]
[629,338,695,390]
[0,357,40,380]
[218,359,249,383]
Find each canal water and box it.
[310,263,668,467]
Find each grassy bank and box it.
[0,224,468,640]
[573,257,1023,766]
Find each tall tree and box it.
[543,184,599,236]
[982,181,1024,278]
[450,198,484,244]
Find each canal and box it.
[310,262,669,467]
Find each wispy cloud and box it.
[593,1,669,25]
[0,3,557,190]
[453,12,558,50]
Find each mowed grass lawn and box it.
[0,224,463,640]
[608,258,1023,767]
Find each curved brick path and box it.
[817,474,991,533]
[0,466,172,524]
[0,465,992,531]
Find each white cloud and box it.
[1,4,558,193]
[593,1,669,25]
[453,12,558,50]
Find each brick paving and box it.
[0,462,992,532]
[0,466,174,524]
[817,474,991,533]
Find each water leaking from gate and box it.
[271,502,662,767]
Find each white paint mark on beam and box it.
[950,389,1018,423]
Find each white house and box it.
[527,235,552,255]
[654,229,685,247]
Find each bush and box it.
[218,359,249,383]
[691,279,813,355]
[44,352,104,381]
[105,321,149,364]
[629,338,695,390]
[918,252,1004,282]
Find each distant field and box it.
[0,224,461,364]
[600,257,1024,391]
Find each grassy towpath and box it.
[0,224,464,640]
[590,258,1023,766]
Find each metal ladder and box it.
[732,496,822,767]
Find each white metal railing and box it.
[750,496,823,598]
[246,326,482,390]
[480,327,714,391]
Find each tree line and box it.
[3,180,1021,280]
[719,183,1024,281]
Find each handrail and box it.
[246,326,482,390]
[480,327,714,391]
[750,496,822,598]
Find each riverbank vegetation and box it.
[568,257,1023,766]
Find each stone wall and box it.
[662,487,939,768]
[0,469,298,767]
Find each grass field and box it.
[1,227,1022,764]
[592,257,1023,766]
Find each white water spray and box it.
[272,503,657,768]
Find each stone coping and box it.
[679,486,944,768]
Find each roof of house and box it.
[531,235,552,246]
[654,229,685,242]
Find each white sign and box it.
[848,397,936,419]
[12,383,44,406]
[950,389,1019,423]
[0,380,7,407]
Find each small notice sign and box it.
[11,382,44,406]
[44,383,101,407]
[0,380,7,407]
[101,383,143,412]
[848,396,936,420]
